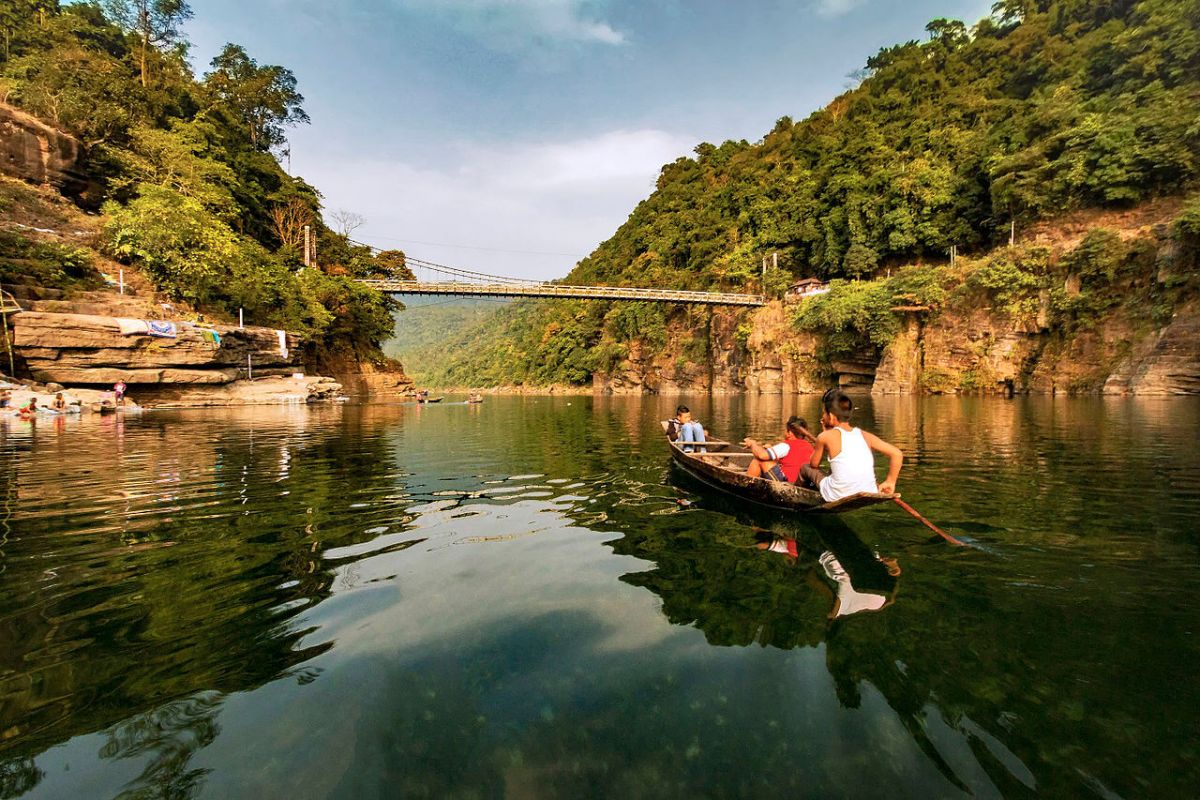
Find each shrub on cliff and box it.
[103,186,339,338]
[793,280,898,359]
[793,265,955,359]
[296,270,397,359]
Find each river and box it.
[0,395,1197,799]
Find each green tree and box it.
[102,0,191,88]
[373,250,414,280]
[110,120,237,217]
[204,43,309,152]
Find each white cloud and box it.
[293,129,696,280]
[400,0,625,48]
[813,0,867,18]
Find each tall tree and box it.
[103,0,191,87]
[204,43,309,152]
[329,209,365,237]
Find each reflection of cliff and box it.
[0,407,418,786]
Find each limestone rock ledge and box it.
[13,311,299,386]
[145,376,344,407]
[1104,303,1200,395]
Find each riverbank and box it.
[2,373,347,412]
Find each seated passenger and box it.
[801,389,903,500]
[52,392,67,411]
[667,405,707,453]
[741,415,816,483]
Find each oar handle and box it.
[892,497,964,546]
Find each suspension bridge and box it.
[354,253,766,307]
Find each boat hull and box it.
[664,428,895,514]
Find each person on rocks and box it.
[17,396,38,418]
[742,415,817,483]
[113,380,127,406]
[0,388,10,409]
[801,389,903,500]
[666,405,707,453]
[52,392,67,411]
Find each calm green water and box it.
[0,395,1197,799]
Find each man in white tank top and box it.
[800,389,904,502]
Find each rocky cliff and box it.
[593,299,1200,399]
[590,210,1200,397]
[0,102,91,198]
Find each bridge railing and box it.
[357,280,765,307]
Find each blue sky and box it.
[186,0,993,279]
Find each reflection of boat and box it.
[662,422,894,514]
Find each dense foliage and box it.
[0,1,406,356]
[429,0,1200,386]
[572,0,1200,289]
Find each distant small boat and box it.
[662,421,895,514]
[418,396,443,404]
[468,393,483,404]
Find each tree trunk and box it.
[138,3,149,88]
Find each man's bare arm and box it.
[863,431,903,494]
[809,435,828,469]
[741,438,773,461]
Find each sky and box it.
[186,0,993,280]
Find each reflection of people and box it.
[820,551,900,618]
[757,531,900,619]
[742,416,817,482]
[667,405,706,453]
[802,389,903,499]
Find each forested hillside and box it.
[423,0,1200,387]
[383,299,509,384]
[0,1,412,360]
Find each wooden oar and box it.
[892,497,964,546]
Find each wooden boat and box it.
[661,421,897,514]
[419,396,444,404]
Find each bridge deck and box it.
[359,280,765,307]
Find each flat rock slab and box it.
[12,311,299,385]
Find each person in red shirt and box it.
[742,416,818,484]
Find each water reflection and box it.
[0,407,410,790]
[0,397,1197,799]
[756,530,900,619]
